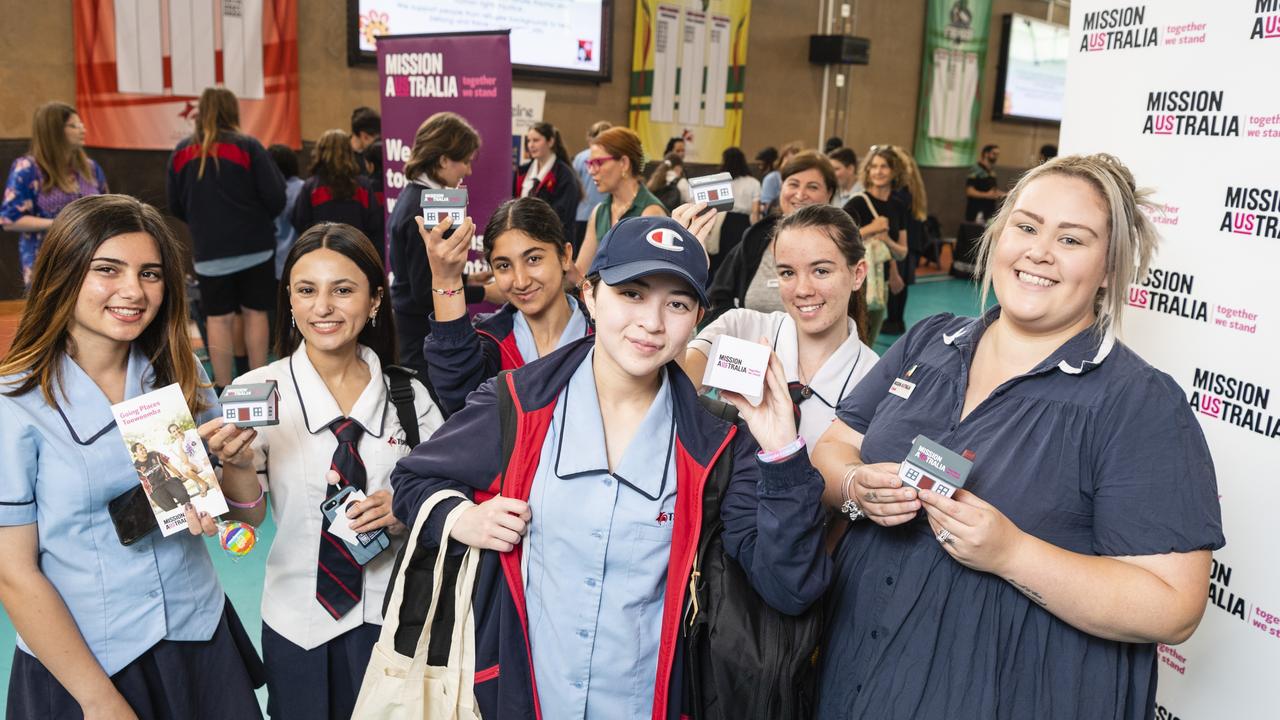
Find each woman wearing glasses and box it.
[573,126,666,279]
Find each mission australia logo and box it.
[1188,368,1279,440]
[1220,185,1280,240]
[1127,267,1261,334]
[1080,5,1158,52]
[1142,90,1240,137]
[1253,0,1280,40]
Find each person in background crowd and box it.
[810,153,1223,720]
[291,129,385,262]
[827,147,863,209]
[167,87,286,390]
[843,146,908,345]
[684,204,877,451]
[720,147,761,216]
[965,143,1005,222]
[663,136,686,160]
[755,146,779,178]
[757,141,803,219]
[572,120,613,255]
[350,106,384,194]
[883,146,930,336]
[646,152,686,212]
[390,215,830,720]
[574,126,667,279]
[0,194,264,718]
[387,111,487,379]
[422,196,591,416]
[515,121,580,244]
[823,136,844,154]
[267,144,304,280]
[204,223,443,720]
[708,151,837,322]
[1039,143,1059,164]
[1,102,108,288]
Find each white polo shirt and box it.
[689,309,879,449]
[237,342,445,650]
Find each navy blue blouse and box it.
[818,309,1225,720]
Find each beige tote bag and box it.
[352,490,484,720]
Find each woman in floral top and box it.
[1,102,108,287]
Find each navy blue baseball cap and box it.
[587,216,709,306]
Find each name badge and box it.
[889,378,915,399]
[767,278,780,288]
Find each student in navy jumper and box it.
[391,216,831,720]
[291,129,385,262]
[167,87,286,389]
[514,122,580,244]
[387,111,488,379]
[422,196,590,416]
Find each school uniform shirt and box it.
[510,295,590,365]
[524,349,678,720]
[730,175,762,215]
[0,349,224,675]
[238,342,444,650]
[690,309,878,449]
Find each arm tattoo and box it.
[1007,579,1048,607]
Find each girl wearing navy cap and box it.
[391,215,831,720]
[420,196,591,416]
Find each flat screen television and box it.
[993,13,1068,124]
[348,0,612,80]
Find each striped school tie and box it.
[316,418,366,619]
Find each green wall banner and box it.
[913,0,994,167]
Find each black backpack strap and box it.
[495,370,518,495]
[384,365,420,448]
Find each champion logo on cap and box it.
[646,228,685,252]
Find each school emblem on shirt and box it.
[646,228,685,252]
[656,511,673,526]
[890,377,916,399]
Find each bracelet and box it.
[432,286,465,297]
[226,487,265,509]
[757,436,805,463]
[840,464,865,522]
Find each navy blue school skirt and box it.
[261,621,381,720]
[7,599,265,719]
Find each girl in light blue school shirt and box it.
[0,195,264,719]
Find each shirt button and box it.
[148,590,161,598]
[591,530,603,539]
[885,576,894,586]
[578,629,589,638]
[856,684,862,693]
[585,578,597,587]
[870,630,879,639]
[573,681,583,689]
[603,478,613,486]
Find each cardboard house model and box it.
[218,380,280,427]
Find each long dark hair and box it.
[528,122,571,166]
[0,195,207,411]
[275,223,397,367]
[30,102,92,193]
[772,204,869,344]
[720,147,752,179]
[483,197,570,263]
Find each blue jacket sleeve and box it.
[391,377,506,548]
[423,314,502,417]
[719,428,831,615]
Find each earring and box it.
[370,313,377,328]
[290,312,295,329]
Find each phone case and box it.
[321,487,390,565]
[108,485,159,546]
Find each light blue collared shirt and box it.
[511,295,589,364]
[574,148,608,222]
[524,350,678,720]
[0,349,224,675]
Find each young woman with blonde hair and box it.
[1,102,108,287]
[291,129,384,259]
[0,194,264,718]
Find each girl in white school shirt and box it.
[683,203,878,451]
[204,223,444,719]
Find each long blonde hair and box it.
[976,153,1159,335]
[30,102,92,194]
[890,147,929,221]
[309,129,361,200]
[0,195,208,412]
[192,87,241,179]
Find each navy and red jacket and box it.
[290,175,386,262]
[166,132,286,262]
[514,159,580,243]
[390,335,831,720]
[423,299,593,416]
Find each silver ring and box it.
[841,499,865,522]
[935,528,955,545]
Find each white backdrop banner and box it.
[1062,2,1279,718]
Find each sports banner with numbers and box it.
[74,0,300,150]
[628,0,750,164]
[913,0,994,167]
[1061,2,1279,717]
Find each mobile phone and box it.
[321,486,390,565]
[421,188,469,239]
[108,485,159,546]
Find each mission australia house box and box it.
[218,380,280,427]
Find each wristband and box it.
[840,464,865,522]
[226,487,265,509]
[757,436,805,463]
[432,286,465,297]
